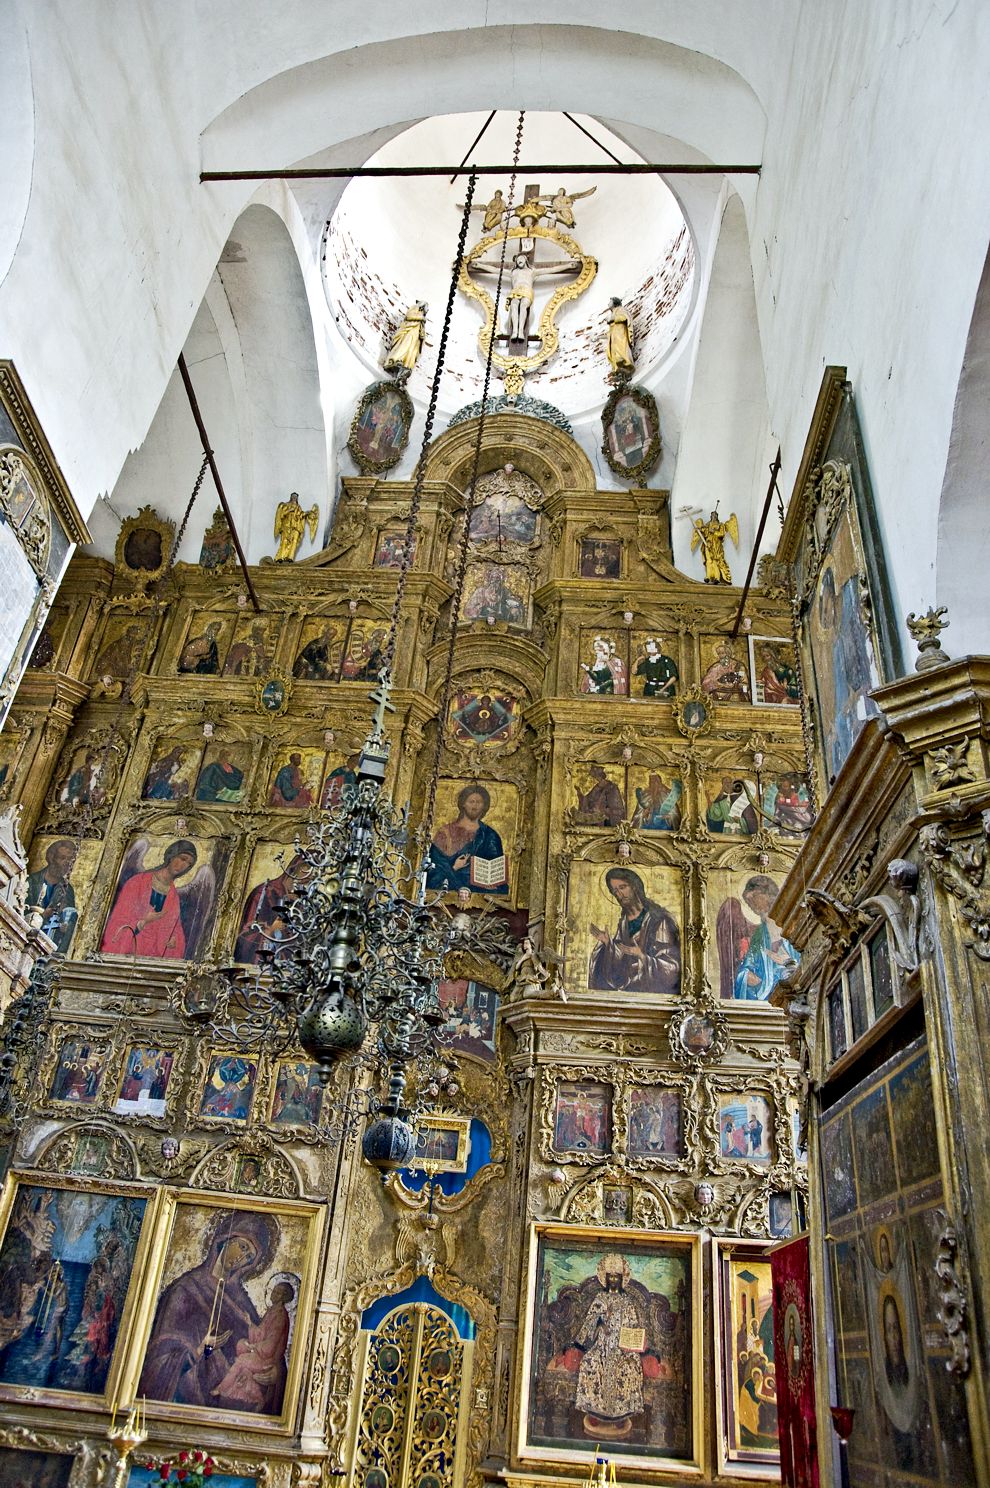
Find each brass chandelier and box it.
[233,117,527,1172]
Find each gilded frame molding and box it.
[117,1186,326,1435]
[710,1235,781,1475]
[600,383,663,483]
[516,1222,705,1475]
[347,380,414,476]
[0,1170,164,1415]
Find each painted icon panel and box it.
[199,1051,259,1124]
[577,631,628,695]
[0,1177,149,1402]
[373,525,416,570]
[719,1249,779,1465]
[321,751,361,808]
[717,1094,774,1163]
[115,1045,175,1118]
[462,561,531,627]
[628,768,683,831]
[92,618,151,681]
[424,779,518,899]
[605,391,658,475]
[349,382,412,472]
[629,632,678,699]
[469,482,538,546]
[270,1060,324,1128]
[749,635,801,706]
[222,616,277,677]
[553,1082,612,1156]
[142,741,201,801]
[194,743,251,804]
[708,869,801,1001]
[340,620,388,682]
[48,1035,111,1105]
[129,1468,254,1488]
[524,1228,696,1465]
[292,619,348,681]
[234,841,307,965]
[579,538,621,578]
[268,747,323,809]
[808,505,880,779]
[26,836,102,957]
[626,1087,684,1160]
[437,978,499,1063]
[100,834,231,962]
[565,861,682,996]
[135,1195,320,1426]
[0,1449,73,1488]
[176,614,235,676]
[448,688,520,746]
[700,637,750,703]
[704,773,760,836]
[413,1116,471,1173]
[571,763,627,826]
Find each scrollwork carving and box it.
[934,1216,970,1376]
[920,813,990,959]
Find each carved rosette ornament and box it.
[668,998,730,1068]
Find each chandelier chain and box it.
[384,174,479,675]
[421,109,526,849]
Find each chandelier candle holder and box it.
[107,1399,147,1488]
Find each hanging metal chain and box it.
[383,176,480,675]
[421,109,526,850]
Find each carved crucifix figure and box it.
[473,247,583,354]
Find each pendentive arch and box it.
[104,201,328,564]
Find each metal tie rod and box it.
[201,162,760,182]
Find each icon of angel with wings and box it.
[100,835,223,960]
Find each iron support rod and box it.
[731,446,782,638]
[449,110,496,183]
[561,112,625,166]
[176,352,262,613]
[201,162,760,182]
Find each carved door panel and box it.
[350,1303,473,1488]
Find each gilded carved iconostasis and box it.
[0,396,820,1488]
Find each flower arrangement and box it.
[150,1451,215,1486]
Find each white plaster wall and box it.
[936,246,990,658]
[0,2,34,290]
[105,203,328,566]
[104,289,246,564]
[669,192,773,582]
[749,0,990,653]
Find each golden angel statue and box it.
[459,189,507,233]
[273,491,319,562]
[690,509,739,584]
[383,302,427,380]
[541,184,597,228]
[606,296,635,381]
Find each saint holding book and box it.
[425,783,508,895]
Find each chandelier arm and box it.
[383,174,480,675]
[420,110,526,852]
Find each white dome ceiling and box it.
[321,111,696,422]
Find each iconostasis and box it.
[0,413,810,1488]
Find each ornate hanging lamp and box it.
[256,115,528,1171]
